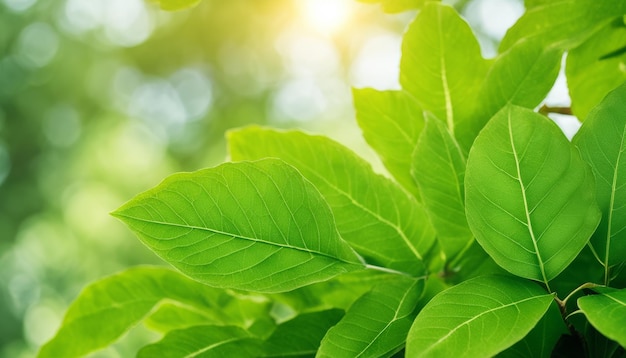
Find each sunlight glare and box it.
[300,0,351,35]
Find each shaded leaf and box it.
[137,325,262,358]
[112,159,364,293]
[228,127,435,276]
[412,114,472,260]
[38,267,242,358]
[406,275,553,357]
[318,278,424,358]
[567,19,626,120]
[400,2,490,150]
[352,88,425,198]
[500,0,626,51]
[465,105,600,284]
[146,0,202,11]
[579,287,626,348]
[574,82,626,270]
[263,309,344,357]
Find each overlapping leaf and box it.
[112,159,364,293]
[138,325,263,358]
[500,0,626,51]
[352,89,425,198]
[400,2,490,150]
[38,267,250,358]
[406,275,553,357]
[465,105,600,284]
[228,127,436,276]
[574,82,626,274]
[579,287,626,348]
[318,278,424,358]
[412,115,472,260]
[567,20,626,120]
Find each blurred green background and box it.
[0,0,527,356]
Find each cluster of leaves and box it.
[40,0,626,357]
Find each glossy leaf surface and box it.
[406,275,553,357]
[112,159,364,293]
[574,83,626,269]
[352,88,425,197]
[579,287,626,348]
[465,105,600,283]
[228,127,435,275]
[318,278,424,358]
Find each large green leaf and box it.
[112,159,364,293]
[317,278,424,358]
[38,267,243,358]
[406,275,554,357]
[465,105,600,285]
[262,308,344,357]
[574,82,626,272]
[352,88,425,198]
[400,2,490,150]
[567,20,626,120]
[412,115,472,260]
[579,287,626,348]
[228,127,435,276]
[146,0,202,11]
[137,325,263,358]
[500,0,626,51]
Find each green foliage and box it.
[40,1,626,357]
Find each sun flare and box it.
[300,0,351,35]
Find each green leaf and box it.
[567,20,626,120]
[228,127,436,276]
[574,82,626,271]
[318,278,424,358]
[465,105,601,285]
[112,159,364,293]
[144,302,218,333]
[262,309,344,357]
[412,114,472,260]
[497,300,567,358]
[406,275,554,357]
[579,287,626,348]
[38,266,238,358]
[352,88,425,198]
[400,2,490,150]
[445,240,507,285]
[357,0,435,13]
[500,0,626,51]
[146,0,202,11]
[137,325,263,358]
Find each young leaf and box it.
[228,127,436,276]
[38,267,239,358]
[465,105,600,285]
[352,88,425,198]
[317,278,424,358]
[112,159,365,293]
[137,325,263,358]
[566,20,626,120]
[262,308,344,357]
[412,114,472,260]
[578,287,626,348]
[574,82,626,272]
[400,2,490,150]
[406,275,554,357]
[146,0,202,11]
[500,0,626,51]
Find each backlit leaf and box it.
[112,159,365,293]
[574,82,626,269]
[38,267,242,358]
[400,2,490,150]
[465,105,600,284]
[318,278,424,358]
[352,88,425,198]
[579,287,626,348]
[412,115,472,260]
[228,127,435,276]
[406,275,553,357]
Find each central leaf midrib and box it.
[604,124,626,279]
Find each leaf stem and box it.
[560,282,601,307]
[538,105,572,116]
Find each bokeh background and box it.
[1,0,559,356]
